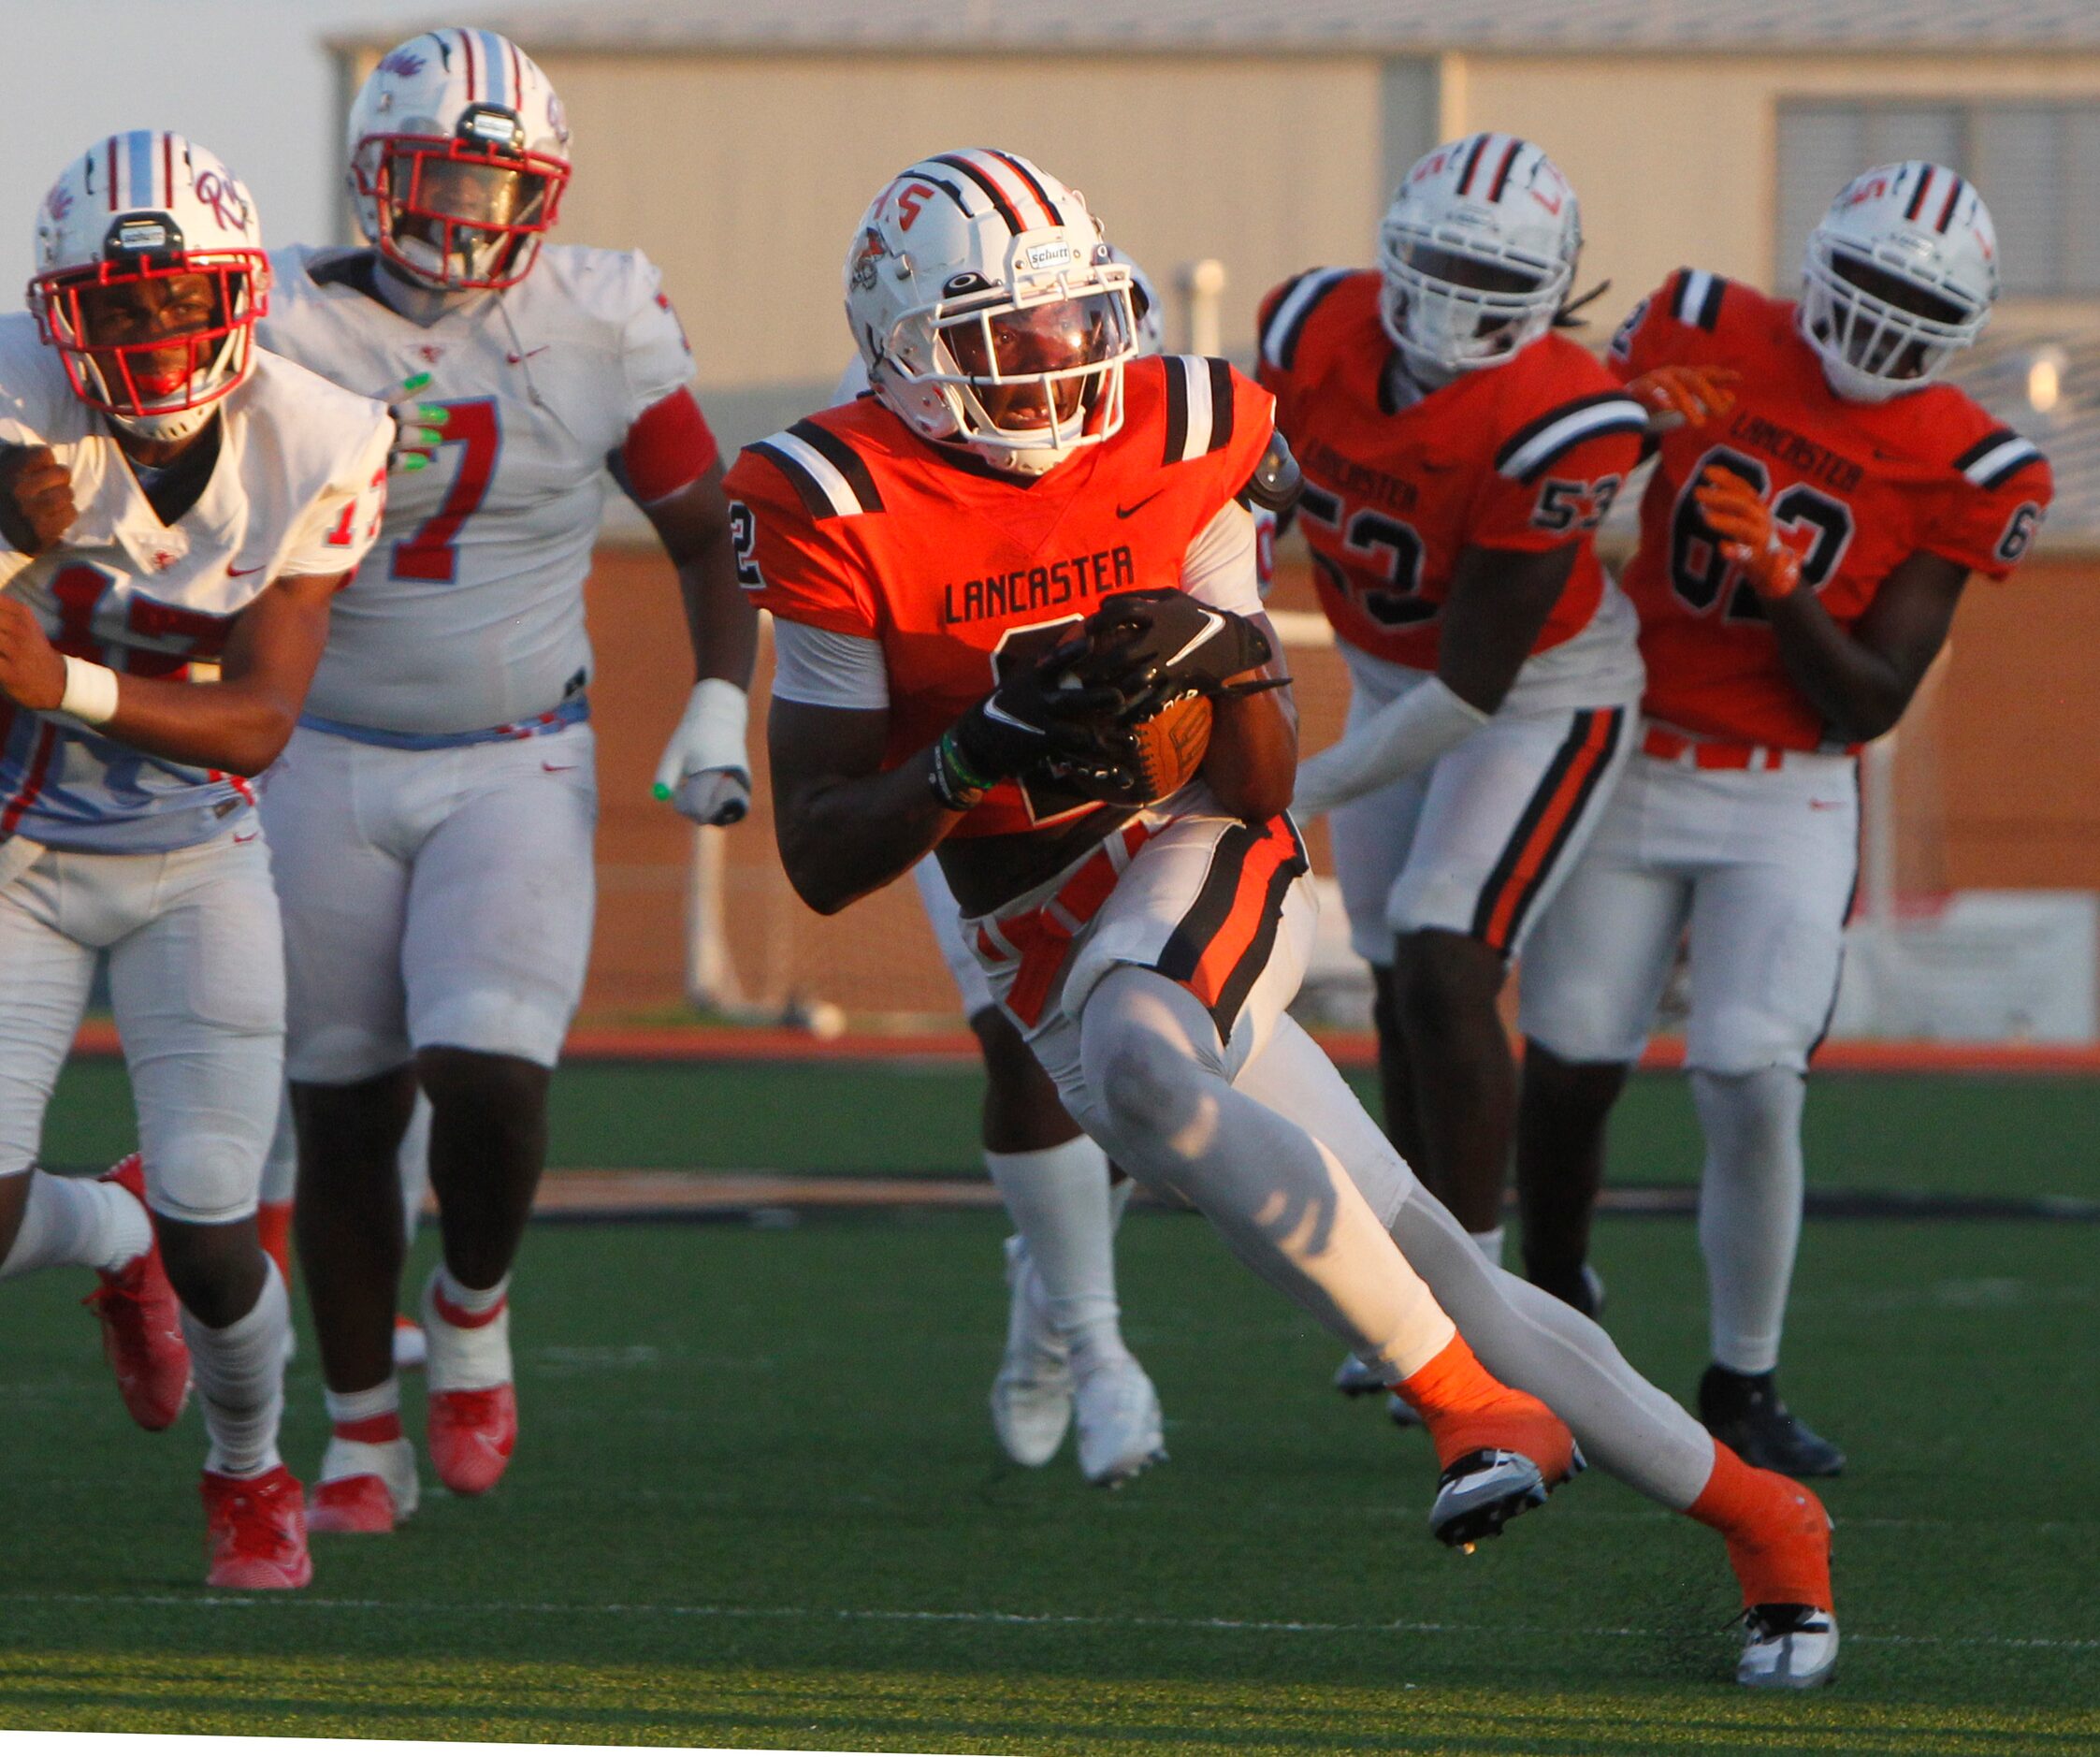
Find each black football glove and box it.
[930,632,1125,808]
[1064,589,1277,719]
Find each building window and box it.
[1777,102,2100,297]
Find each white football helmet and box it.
[1798,162,1997,403]
[1110,247,1164,356]
[1377,133,1581,382]
[844,150,1139,476]
[347,29,571,290]
[28,131,268,443]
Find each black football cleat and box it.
[1698,1365,1846,1478]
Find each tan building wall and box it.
[527,50,1407,445]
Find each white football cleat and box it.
[1738,1605,1839,1689]
[307,1433,421,1534]
[989,1234,1073,1468]
[1073,1349,1166,1487]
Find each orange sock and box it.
[256,1199,294,1290]
[1688,1440,1832,1608]
[1394,1333,1576,1480]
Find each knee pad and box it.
[143,1134,264,1226]
[1688,1067,1805,1168]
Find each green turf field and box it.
[38,1054,2100,1202]
[10,1060,2100,1752]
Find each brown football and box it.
[1126,690,1214,804]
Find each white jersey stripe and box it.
[1673,269,1714,326]
[1261,269,1347,370]
[764,429,865,518]
[1962,436,2041,487]
[1177,356,1214,461]
[1498,399,1648,482]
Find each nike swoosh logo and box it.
[1808,799,1847,810]
[227,563,264,577]
[542,762,578,773]
[506,348,549,365]
[1116,488,1168,518]
[233,831,260,844]
[1162,608,1224,668]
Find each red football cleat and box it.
[307,1473,400,1535]
[427,1385,517,1496]
[83,1154,191,1431]
[202,1464,313,1590]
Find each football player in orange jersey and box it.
[732,148,1838,1688]
[1258,137,1663,1353]
[1516,164,2052,1481]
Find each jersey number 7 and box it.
[391,399,500,585]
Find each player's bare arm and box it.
[647,461,759,693]
[0,444,78,555]
[1201,612,1296,820]
[770,698,958,915]
[644,458,762,825]
[0,570,346,776]
[1695,468,1966,742]
[1760,549,1965,744]
[1439,541,1581,714]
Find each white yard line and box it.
[2,1592,2093,1651]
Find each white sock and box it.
[1469,1225,1506,1269]
[185,1256,289,1478]
[324,1379,399,1429]
[1692,1067,1806,1376]
[985,1139,1124,1363]
[398,1094,433,1250]
[0,1169,152,1280]
[426,1265,512,1390]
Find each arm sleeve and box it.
[276,412,393,580]
[1470,422,1645,555]
[726,450,882,640]
[1920,450,2054,582]
[1180,501,1264,617]
[617,385,720,507]
[771,621,890,710]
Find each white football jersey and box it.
[0,315,391,854]
[260,243,694,737]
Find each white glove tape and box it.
[1294,674,1489,819]
[654,677,749,798]
[59,656,120,727]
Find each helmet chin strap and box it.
[105,402,218,445]
[374,253,489,324]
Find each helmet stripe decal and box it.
[508,38,526,109]
[1904,164,1933,223]
[1486,138,1524,202]
[962,150,1056,229]
[1935,173,1966,233]
[161,132,175,208]
[459,28,479,103]
[480,30,509,108]
[105,137,119,210]
[1457,133,1491,197]
[989,152,1065,227]
[126,132,153,213]
[930,153,1030,235]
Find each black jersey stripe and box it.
[748,441,835,522]
[1694,272,1725,330]
[930,152,1028,236]
[1261,268,1347,372]
[1162,357,1191,466]
[1952,428,2020,472]
[788,420,885,515]
[1492,391,1650,480]
[1204,356,1236,456]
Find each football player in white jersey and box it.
[830,250,1179,1486]
[0,133,390,1590]
[253,29,756,1532]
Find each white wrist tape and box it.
[59,656,120,727]
[654,676,749,794]
[1294,675,1490,819]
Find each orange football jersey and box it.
[727,354,1274,839]
[1610,268,2053,750]
[1256,269,1647,672]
